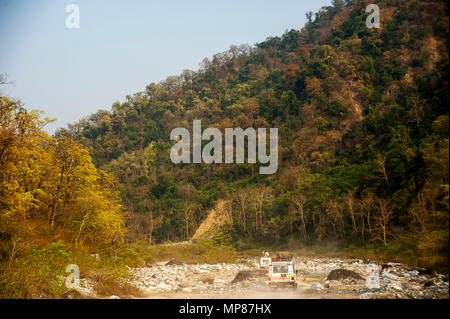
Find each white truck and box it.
[259,251,271,268]
[268,252,297,288]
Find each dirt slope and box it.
[191,200,232,240]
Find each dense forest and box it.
[1,0,449,297]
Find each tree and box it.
[232,191,251,235]
[375,153,389,185]
[372,198,393,245]
[182,202,197,240]
[252,187,271,233]
[0,97,125,248]
[291,192,308,240]
[345,191,357,233]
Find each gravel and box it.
[118,257,448,299]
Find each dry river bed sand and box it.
[117,257,449,299]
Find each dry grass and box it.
[93,279,145,298]
[127,240,236,265]
[0,237,237,299]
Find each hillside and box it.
[1,1,448,299]
[53,0,449,270]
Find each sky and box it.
[0,0,331,134]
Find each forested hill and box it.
[59,0,448,269]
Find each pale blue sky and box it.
[0,0,331,133]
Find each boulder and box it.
[231,270,267,284]
[165,259,184,266]
[201,276,214,285]
[408,266,431,275]
[389,282,404,291]
[326,269,364,281]
[311,283,323,289]
[381,264,390,271]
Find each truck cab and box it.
[268,252,297,288]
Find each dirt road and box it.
[123,257,448,299]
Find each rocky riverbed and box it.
[120,257,448,299]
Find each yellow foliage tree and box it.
[0,97,125,248]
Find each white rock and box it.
[311,283,323,289]
[389,282,404,291]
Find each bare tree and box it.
[253,187,270,232]
[375,153,389,185]
[233,192,251,235]
[148,207,154,245]
[356,193,375,241]
[373,198,394,245]
[0,74,6,86]
[345,191,357,232]
[183,203,196,240]
[292,192,308,240]
[0,74,12,96]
